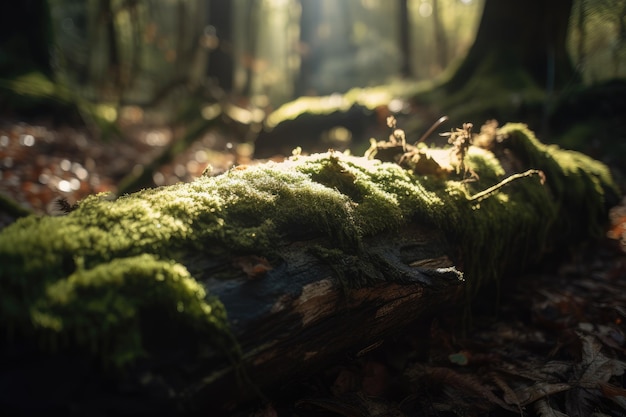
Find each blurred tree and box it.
[97,0,122,92]
[398,0,412,78]
[590,0,626,76]
[445,0,578,92]
[296,0,322,95]
[0,0,54,77]
[0,0,83,121]
[206,0,234,92]
[431,0,449,72]
[240,0,260,97]
[574,0,587,72]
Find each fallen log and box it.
[253,83,422,158]
[0,123,618,415]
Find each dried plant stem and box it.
[469,169,544,201]
[416,115,449,144]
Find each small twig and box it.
[469,169,545,202]
[416,115,449,144]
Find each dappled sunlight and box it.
[266,94,350,127]
[417,1,433,17]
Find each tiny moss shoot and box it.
[0,122,618,367]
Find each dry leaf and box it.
[424,366,516,412]
[232,255,272,279]
[575,333,626,388]
[598,381,626,409]
[491,373,522,410]
[514,382,571,406]
[534,397,569,417]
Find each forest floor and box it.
[1,117,625,416]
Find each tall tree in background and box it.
[431,0,449,72]
[240,0,260,97]
[97,0,122,92]
[206,0,234,92]
[444,0,578,93]
[398,0,412,78]
[593,0,626,76]
[0,0,54,78]
[295,0,320,95]
[574,0,587,72]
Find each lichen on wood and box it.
[0,122,618,369]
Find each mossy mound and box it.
[265,81,429,129]
[255,81,433,157]
[496,123,617,239]
[0,123,618,367]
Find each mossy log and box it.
[253,82,427,158]
[0,123,618,415]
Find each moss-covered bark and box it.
[253,81,430,157]
[0,123,618,372]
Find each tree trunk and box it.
[206,0,234,91]
[575,0,586,72]
[432,0,448,72]
[445,0,578,92]
[100,0,122,92]
[0,0,54,77]
[398,0,412,78]
[295,0,321,95]
[240,0,260,97]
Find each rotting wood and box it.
[187,225,462,411]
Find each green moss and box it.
[0,192,32,219]
[308,245,385,289]
[497,123,619,238]
[265,80,431,128]
[31,254,232,367]
[0,123,618,365]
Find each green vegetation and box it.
[265,81,431,128]
[0,192,33,219]
[0,71,75,116]
[498,123,617,238]
[30,254,232,367]
[0,123,618,366]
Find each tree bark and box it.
[398,0,412,78]
[445,0,578,92]
[0,0,54,77]
[188,224,463,411]
[432,0,448,72]
[295,0,322,96]
[206,0,234,91]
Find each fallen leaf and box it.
[575,333,626,389]
[534,397,569,417]
[232,255,272,279]
[514,382,571,406]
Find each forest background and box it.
[1,0,626,214]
